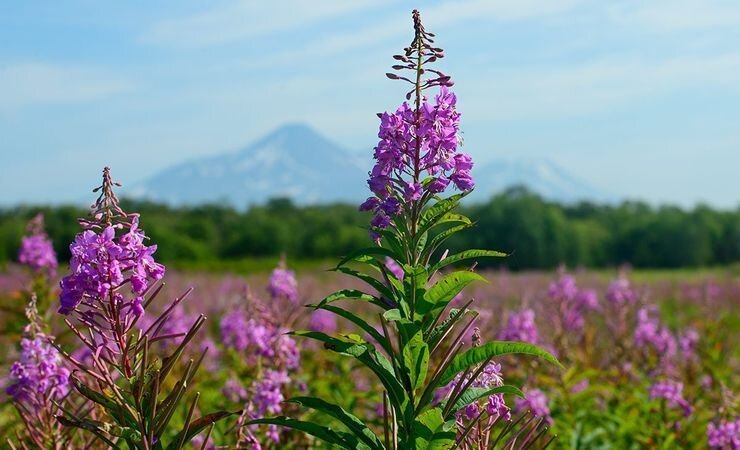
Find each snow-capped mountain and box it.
[129,123,369,207]
[471,158,617,204]
[131,123,615,207]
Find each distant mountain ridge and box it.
[130,123,615,207]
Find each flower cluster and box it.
[515,389,553,425]
[246,369,291,439]
[547,273,599,332]
[267,264,298,303]
[707,419,739,449]
[605,276,638,305]
[498,308,539,343]
[59,217,165,316]
[634,307,678,365]
[437,357,511,426]
[361,87,474,230]
[6,334,70,412]
[649,380,692,417]
[220,308,300,370]
[18,214,57,277]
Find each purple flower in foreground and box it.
[445,361,510,422]
[499,308,539,344]
[515,389,553,425]
[6,334,70,412]
[362,83,474,232]
[707,419,739,449]
[59,216,165,316]
[268,263,298,303]
[649,380,692,417]
[247,369,291,443]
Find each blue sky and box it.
[1,0,739,207]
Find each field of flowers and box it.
[1,9,738,450]
[1,235,738,448]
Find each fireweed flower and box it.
[547,273,599,332]
[498,308,539,344]
[268,262,298,303]
[246,369,292,443]
[605,275,638,305]
[634,307,679,368]
[6,334,70,412]
[447,361,511,422]
[18,214,58,278]
[707,419,740,449]
[220,308,300,369]
[515,389,553,425]
[649,380,692,417]
[358,28,474,233]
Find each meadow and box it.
[1,9,738,450]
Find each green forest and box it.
[1,187,738,270]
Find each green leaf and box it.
[335,246,398,268]
[310,304,393,356]
[438,341,562,386]
[332,267,396,305]
[418,194,466,235]
[291,331,409,417]
[402,332,430,391]
[418,271,486,316]
[316,289,384,308]
[441,385,524,419]
[423,223,473,260]
[287,397,384,450]
[166,410,241,450]
[429,249,508,273]
[413,408,456,450]
[403,265,428,317]
[247,417,357,448]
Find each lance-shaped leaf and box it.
[440,385,524,419]
[417,271,486,317]
[402,331,430,391]
[308,304,393,356]
[287,397,385,450]
[413,408,456,450]
[417,193,467,238]
[166,410,241,450]
[429,249,508,273]
[335,246,399,268]
[332,267,396,305]
[316,289,385,309]
[291,331,409,418]
[438,342,562,387]
[422,223,473,262]
[247,417,364,449]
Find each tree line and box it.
[1,187,738,270]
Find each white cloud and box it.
[0,63,133,112]
[609,0,740,32]
[464,52,740,119]
[143,0,389,48]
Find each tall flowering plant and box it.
[250,10,560,449]
[53,168,238,449]
[17,213,58,312]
